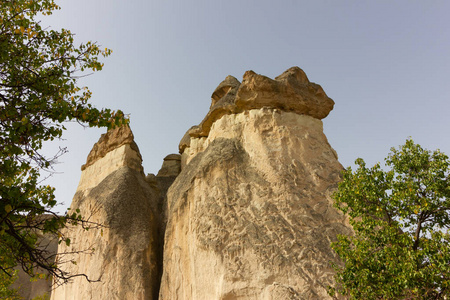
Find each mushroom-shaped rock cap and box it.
[157,154,181,177]
[164,154,181,161]
[81,125,142,170]
[235,67,334,119]
[188,75,242,139]
[180,67,334,150]
[179,125,199,153]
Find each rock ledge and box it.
[181,66,334,152]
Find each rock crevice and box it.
[46,67,350,300]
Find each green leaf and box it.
[0,0,126,286]
[330,139,450,299]
[4,205,12,213]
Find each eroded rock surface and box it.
[186,66,334,140]
[160,67,349,299]
[157,154,181,177]
[51,126,160,300]
[49,67,349,300]
[81,125,142,171]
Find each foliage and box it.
[0,270,21,299]
[0,270,50,299]
[329,139,450,299]
[0,0,127,286]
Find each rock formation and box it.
[51,126,162,300]
[43,66,351,300]
[159,67,351,299]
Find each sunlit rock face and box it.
[183,66,334,142]
[51,126,161,300]
[159,68,351,299]
[48,67,350,300]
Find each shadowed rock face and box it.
[81,125,142,172]
[160,67,350,299]
[157,154,181,177]
[161,109,350,299]
[47,67,349,300]
[51,126,161,300]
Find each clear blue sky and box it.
[41,1,450,212]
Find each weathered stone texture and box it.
[47,67,349,300]
[236,67,333,119]
[157,154,181,177]
[81,125,142,171]
[51,126,160,300]
[160,107,350,299]
[185,66,334,140]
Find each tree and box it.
[0,270,21,300]
[0,0,127,288]
[329,139,450,299]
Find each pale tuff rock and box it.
[153,154,182,241]
[76,143,143,192]
[157,154,181,177]
[81,125,142,172]
[48,67,348,300]
[161,67,348,299]
[51,126,160,300]
[185,66,334,141]
[77,125,144,196]
[160,108,350,299]
[187,75,241,139]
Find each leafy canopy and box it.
[0,0,127,287]
[0,270,21,300]
[330,139,450,299]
